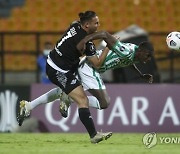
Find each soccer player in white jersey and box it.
[81,41,154,75]
[75,41,153,112]
[60,40,154,117]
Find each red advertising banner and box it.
[31,84,180,133]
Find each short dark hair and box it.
[78,11,97,25]
[138,41,154,55]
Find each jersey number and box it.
[57,27,77,47]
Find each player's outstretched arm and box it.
[76,31,108,54]
[76,31,118,54]
[132,64,153,83]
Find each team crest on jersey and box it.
[90,45,95,51]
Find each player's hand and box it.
[113,35,120,40]
[141,74,153,83]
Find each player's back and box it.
[49,22,87,70]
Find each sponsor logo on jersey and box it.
[71,79,77,85]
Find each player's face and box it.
[139,51,151,64]
[87,16,100,34]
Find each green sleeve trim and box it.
[112,40,119,51]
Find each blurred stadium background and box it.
[0,0,180,152]
[0,0,180,84]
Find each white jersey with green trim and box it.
[97,41,138,73]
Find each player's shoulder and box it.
[84,41,96,56]
[70,21,81,29]
[70,21,87,36]
[71,20,80,26]
[86,41,96,50]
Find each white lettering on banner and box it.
[158,97,180,125]
[107,97,129,125]
[132,97,150,125]
[97,110,104,125]
[70,108,105,125]
[43,96,180,131]
[45,102,71,131]
[0,90,18,132]
[71,107,78,125]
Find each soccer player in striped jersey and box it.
[75,40,153,114]
[89,41,153,75]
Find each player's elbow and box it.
[93,63,101,69]
[100,30,109,39]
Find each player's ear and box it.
[84,22,89,28]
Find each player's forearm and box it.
[84,31,108,42]
[87,47,109,70]
[77,31,108,53]
[96,47,109,69]
[131,64,153,83]
[132,64,143,77]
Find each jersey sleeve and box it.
[84,41,96,56]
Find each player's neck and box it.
[81,25,90,34]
